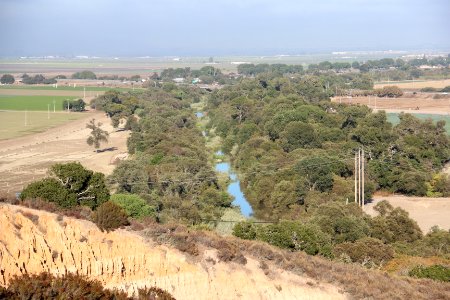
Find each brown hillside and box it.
[0,203,449,299]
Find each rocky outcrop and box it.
[0,204,346,299]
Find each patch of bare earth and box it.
[331,94,450,115]
[364,195,450,232]
[0,111,129,193]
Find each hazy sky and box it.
[0,0,449,56]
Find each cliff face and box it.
[0,204,346,300]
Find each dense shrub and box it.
[420,87,438,92]
[333,237,394,267]
[2,272,176,299]
[0,74,15,84]
[5,272,129,299]
[72,70,97,79]
[110,193,156,219]
[375,85,403,97]
[256,221,333,257]
[92,201,129,232]
[216,240,247,264]
[371,201,423,244]
[393,227,450,257]
[233,221,257,240]
[409,265,450,282]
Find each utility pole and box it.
[47,104,50,119]
[354,151,358,204]
[53,99,56,113]
[354,147,365,208]
[358,148,361,206]
[362,149,365,208]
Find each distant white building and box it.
[173,78,185,83]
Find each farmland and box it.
[331,93,450,115]
[0,95,76,111]
[0,111,129,192]
[0,111,86,140]
[374,79,450,90]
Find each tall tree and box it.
[86,119,109,151]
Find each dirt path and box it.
[331,95,450,115]
[364,195,450,233]
[0,111,129,193]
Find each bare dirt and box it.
[374,79,450,90]
[364,195,450,232]
[0,111,129,193]
[0,204,346,300]
[331,93,450,115]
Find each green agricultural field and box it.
[0,111,87,140]
[0,95,76,111]
[0,85,137,92]
[387,113,450,135]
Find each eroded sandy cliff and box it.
[0,204,346,299]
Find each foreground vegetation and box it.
[0,272,175,299]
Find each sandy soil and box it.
[374,79,450,90]
[364,195,450,233]
[0,111,129,193]
[332,94,450,115]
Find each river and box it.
[215,161,253,217]
[195,111,253,217]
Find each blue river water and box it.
[215,162,253,217]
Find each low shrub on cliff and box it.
[409,265,450,282]
[92,201,129,232]
[2,272,176,299]
[138,286,176,300]
[5,272,129,299]
[333,237,394,268]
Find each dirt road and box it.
[0,111,129,193]
[364,195,450,233]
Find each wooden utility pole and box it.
[362,149,365,208]
[354,148,365,208]
[358,148,361,206]
[354,151,358,204]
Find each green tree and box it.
[63,99,86,112]
[21,162,109,209]
[71,70,97,79]
[0,74,15,84]
[86,118,109,151]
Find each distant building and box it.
[173,78,185,83]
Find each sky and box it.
[0,0,449,57]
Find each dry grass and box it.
[138,222,450,300]
[374,79,450,90]
[383,255,450,275]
